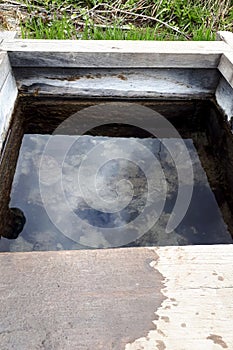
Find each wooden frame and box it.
[0,31,232,126]
[0,51,17,151]
[0,39,231,68]
[0,32,233,349]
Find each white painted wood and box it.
[0,52,11,89]
[218,52,233,88]
[215,76,233,121]
[0,65,18,151]
[0,246,233,349]
[2,39,231,53]
[217,31,233,49]
[0,31,17,41]
[126,245,233,350]
[15,68,219,98]
[1,39,232,68]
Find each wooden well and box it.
[0,31,233,349]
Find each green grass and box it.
[20,0,233,40]
[82,26,176,40]
[21,15,77,39]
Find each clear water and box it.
[0,134,231,252]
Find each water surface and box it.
[0,134,232,252]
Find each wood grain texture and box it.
[126,245,233,350]
[2,39,231,52]
[0,65,18,151]
[0,246,233,349]
[215,76,233,120]
[0,52,11,90]
[218,53,233,88]
[14,68,220,98]
[1,40,232,68]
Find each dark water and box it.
[0,134,232,252]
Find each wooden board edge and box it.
[1,39,232,69]
[0,31,18,42]
[217,31,233,49]
[0,71,18,152]
[7,52,223,69]
[1,39,232,52]
[215,76,233,121]
[218,52,233,89]
[0,52,11,90]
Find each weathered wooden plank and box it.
[0,31,17,41]
[217,31,233,49]
[0,245,233,349]
[0,70,18,151]
[218,52,233,88]
[2,40,232,68]
[0,52,11,90]
[14,67,220,98]
[7,51,224,69]
[2,39,231,53]
[0,51,18,151]
[215,76,233,121]
[126,245,233,349]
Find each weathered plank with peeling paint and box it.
[215,76,233,120]
[126,245,233,350]
[1,39,232,68]
[13,67,220,98]
[0,52,18,150]
[0,52,11,89]
[218,53,233,89]
[0,246,233,350]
